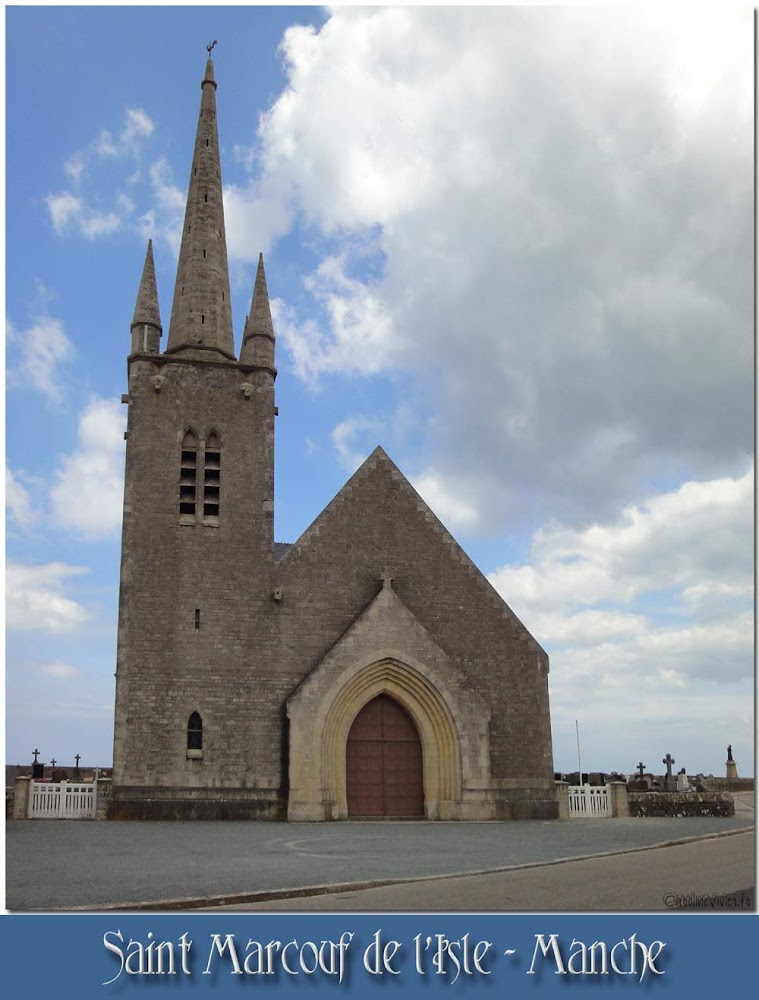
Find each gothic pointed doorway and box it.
[346,694,425,817]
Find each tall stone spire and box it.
[130,239,162,354]
[166,56,235,361]
[239,253,276,374]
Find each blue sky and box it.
[4,4,754,777]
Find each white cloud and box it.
[243,6,751,533]
[6,467,33,526]
[50,397,127,539]
[529,609,649,648]
[96,108,155,159]
[489,468,753,620]
[552,613,753,687]
[411,470,479,530]
[331,415,383,472]
[46,107,155,241]
[46,192,84,234]
[223,180,293,264]
[79,210,121,238]
[486,468,753,725]
[274,252,396,383]
[550,676,753,775]
[39,662,81,681]
[6,562,90,632]
[96,131,118,157]
[6,315,74,401]
[117,192,135,215]
[330,408,481,528]
[480,465,753,768]
[45,191,124,239]
[123,107,155,143]
[259,8,438,234]
[64,152,86,184]
[137,156,185,255]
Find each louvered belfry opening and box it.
[179,431,198,516]
[346,694,424,818]
[203,431,221,519]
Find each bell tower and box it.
[111,52,280,817]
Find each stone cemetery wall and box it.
[628,791,735,818]
[701,777,754,793]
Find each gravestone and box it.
[662,753,676,792]
[676,767,689,792]
[31,748,44,781]
[566,771,588,786]
[627,760,652,791]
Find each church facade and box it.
[110,57,557,822]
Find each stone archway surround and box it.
[323,658,459,820]
[288,651,494,821]
[286,582,495,821]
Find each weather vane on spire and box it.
[207,40,218,56]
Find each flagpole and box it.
[576,719,583,785]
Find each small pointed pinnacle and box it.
[240,253,276,367]
[131,240,162,330]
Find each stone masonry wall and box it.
[275,449,556,813]
[113,370,556,819]
[702,777,754,793]
[627,792,735,818]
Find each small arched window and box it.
[203,431,221,520]
[180,431,198,517]
[187,712,203,757]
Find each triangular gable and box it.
[289,574,456,702]
[278,445,546,659]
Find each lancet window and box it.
[187,712,203,757]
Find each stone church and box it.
[110,56,557,822]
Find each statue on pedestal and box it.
[725,744,738,780]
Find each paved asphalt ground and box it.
[6,794,753,912]
[219,828,753,912]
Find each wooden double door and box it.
[346,694,425,818]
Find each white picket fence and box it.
[28,780,97,819]
[567,784,612,818]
